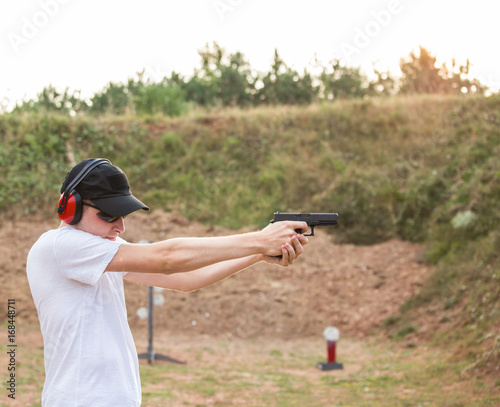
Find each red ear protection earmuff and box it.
[57,159,110,225]
[57,190,83,225]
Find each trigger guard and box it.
[295,228,314,237]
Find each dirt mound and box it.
[1,210,431,340]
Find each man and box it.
[26,158,308,406]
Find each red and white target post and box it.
[317,327,344,371]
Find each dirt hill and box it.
[1,210,431,341]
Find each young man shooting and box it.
[26,158,308,406]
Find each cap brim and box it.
[92,194,149,217]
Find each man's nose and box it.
[113,217,125,234]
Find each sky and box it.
[1,0,500,109]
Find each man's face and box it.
[74,205,126,241]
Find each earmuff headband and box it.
[58,158,110,214]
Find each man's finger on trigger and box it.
[290,221,308,234]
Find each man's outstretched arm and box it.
[106,221,307,275]
[123,233,307,292]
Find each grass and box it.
[136,334,499,407]
[1,326,498,407]
[0,337,44,407]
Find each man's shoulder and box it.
[28,227,126,285]
[30,227,122,255]
[31,227,83,247]
[29,228,59,251]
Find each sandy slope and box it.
[0,210,430,340]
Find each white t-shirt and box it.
[26,227,141,407]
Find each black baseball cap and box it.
[61,158,149,217]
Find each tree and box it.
[320,59,368,100]
[218,51,256,106]
[257,49,317,105]
[399,46,446,94]
[13,85,88,115]
[367,67,396,97]
[399,46,486,95]
[183,42,255,107]
[439,58,487,95]
[89,82,131,115]
[133,81,186,116]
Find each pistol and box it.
[270,212,338,236]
